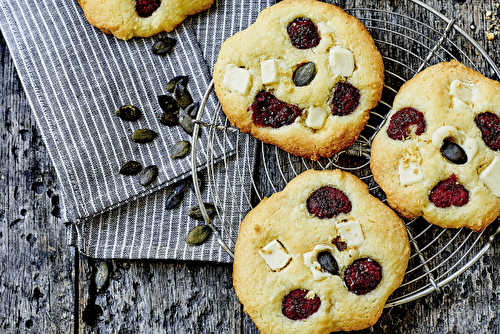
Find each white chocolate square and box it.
[261,59,279,84]
[305,106,328,129]
[480,155,500,196]
[329,46,354,77]
[259,240,292,271]
[223,64,252,95]
[337,221,364,247]
[399,160,424,186]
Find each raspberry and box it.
[474,112,500,151]
[281,289,321,320]
[306,186,352,219]
[429,174,469,208]
[287,17,321,49]
[330,82,361,116]
[387,107,426,141]
[343,258,382,295]
[249,91,303,128]
[135,0,161,18]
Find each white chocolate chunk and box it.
[432,125,459,148]
[337,221,364,247]
[462,137,479,161]
[223,64,252,95]
[303,245,334,280]
[261,59,279,84]
[329,46,354,77]
[399,160,424,186]
[305,106,328,129]
[259,240,291,271]
[480,156,500,196]
[450,80,475,103]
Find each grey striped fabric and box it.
[0,0,273,262]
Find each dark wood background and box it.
[1,0,500,333]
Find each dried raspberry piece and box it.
[287,17,321,49]
[330,82,361,116]
[306,186,352,219]
[343,258,382,295]
[387,107,426,141]
[249,91,303,128]
[135,0,161,18]
[281,289,321,320]
[474,112,500,151]
[332,236,347,251]
[429,174,469,208]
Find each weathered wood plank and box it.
[0,32,75,333]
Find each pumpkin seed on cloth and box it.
[164,192,182,210]
[186,225,212,246]
[157,112,178,126]
[119,160,142,176]
[152,37,177,56]
[166,75,189,93]
[158,95,179,114]
[188,202,217,221]
[178,113,195,136]
[115,105,142,121]
[138,165,159,186]
[170,140,191,159]
[131,129,158,144]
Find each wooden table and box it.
[1,0,499,333]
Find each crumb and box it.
[487,32,496,41]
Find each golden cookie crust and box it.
[371,60,500,231]
[77,0,214,40]
[213,0,384,161]
[233,169,410,334]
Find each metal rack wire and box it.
[190,0,500,307]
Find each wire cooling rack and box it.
[190,0,500,307]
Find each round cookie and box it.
[213,0,384,161]
[233,169,410,334]
[371,60,500,231]
[77,0,214,40]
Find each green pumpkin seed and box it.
[164,192,182,210]
[158,95,179,114]
[119,160,142,176]
[166,75,189,93]
[174,84,193,108]
[173,177,191,194]
[95,261,109,290]
[152,37,177,56]
[186,225,212,246]
[115,105,142,121]
[184,101,200,118]
[188,202,217,221]
[170,140,191,159]
[179,113,194,136]
[157,112,178,126]
[293,61,316,87]
[131,129,158,144]
[138,165,158,186]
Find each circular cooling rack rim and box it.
[190,0,500,308]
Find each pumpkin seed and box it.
[138,165,158,186]
[190,172,204,193]
[166,75,189,93]
[293,61,316,87]
[179,113,195,136]
[164,192,182,210]
[119,160,143,176]
[441,138,467,165]
[173,177,191,194]
[185,225,212,246]
[170,140,191,159]
[158,95,179,114]
[157,112,178,126]
[131,129,158,144]
[115,105,142,121]
[152,37,177,56]
[95,261,109,290]
[184,101,200,118]
[188,202,217,221]
[174,84,193,108]
[317,251,339,276]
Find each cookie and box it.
[77,0,214,40]
[233,169,410,334]
[371,60,500,231]
[213,0,384,161]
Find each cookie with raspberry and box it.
[371,60,500,231]
[213,0,384,161]
[233,169,410,334]
[77,0,214,40]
